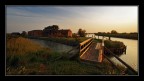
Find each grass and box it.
[6,57,126,75]
[6,37,50,55]
[93,39,102,43]
[104,40,125,48]
[28,36,89,46]
[6,36,126,75]
[93,39,125,48]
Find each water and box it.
[86,34,138,71]
[29,36,138,71]
[29,39,73,53]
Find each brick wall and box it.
[28,30,43,37]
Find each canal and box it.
[29,38,74,53]
[86,34,138,71]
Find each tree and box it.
[111,30,118,34]
[78,28,86,37]
[52,25,59,30]
[107,32,110,34]
[72,33,77,38]
[43,25,59,36]
[44,25,59,30]
[21,31,27,36]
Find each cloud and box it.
[6,6,138,33]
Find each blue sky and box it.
[6,6,138,33]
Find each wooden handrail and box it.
[80,40,92,53]
[79,38,93,55]
[104,47,138,75]
[103,54,121,71]
[80,38,93,46]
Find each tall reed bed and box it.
[6,37,49,55]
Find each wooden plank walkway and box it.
[80,42,103,62]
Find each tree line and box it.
[95,30,138,40]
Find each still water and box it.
[86,34,138,71]
[29,39,73,53]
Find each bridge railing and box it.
[100,37,138,74]
[79,38,93,56]
[104,46,138,75]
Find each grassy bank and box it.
[104,40,125,48]
[93,39,125,48]
[93,39,126,55]
[6,37,126,75]
[28,36,89,46]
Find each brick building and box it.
[28,28,72,37]
[58,29,72,37]
[43,29,72,37]
[28,30,43,37]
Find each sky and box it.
[6,6,138,33]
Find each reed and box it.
[6,37,49,55]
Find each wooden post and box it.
[79,44,81,61]
[125,46,127,54]
[101,38,105,62]
[109,36,111,40]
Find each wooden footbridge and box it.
[67,37,138,75]
[79,38,103,63]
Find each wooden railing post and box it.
[79,44,81,55]
[101,38,105,62]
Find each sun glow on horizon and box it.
[6,6,138,33]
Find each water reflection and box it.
[29,39,73,53]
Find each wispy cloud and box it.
[6,6,138,33]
